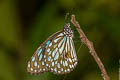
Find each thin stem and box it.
[71,14,110,80]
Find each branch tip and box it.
[71,14,110,80]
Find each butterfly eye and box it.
[64,23,70,28]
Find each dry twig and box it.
[71,14,110,80]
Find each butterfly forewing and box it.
[27,31,64,74]
[27,46,44,74]
[27,23,78,75]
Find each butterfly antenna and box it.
[65,13,70,23]
[77,42,83,54]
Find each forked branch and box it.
[71,14,110,80]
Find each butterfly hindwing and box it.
[45,32,77,74]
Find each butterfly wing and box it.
[27,45,44,74]
[27,30,63,74]
[27,25,78,75]
[46,34,78,74]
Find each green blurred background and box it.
[0,0,120,80]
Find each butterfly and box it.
[27,23,78,75]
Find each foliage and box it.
[0,0,119,80]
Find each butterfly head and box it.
[64,23,74,38]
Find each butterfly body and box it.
[27,23,78,75]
